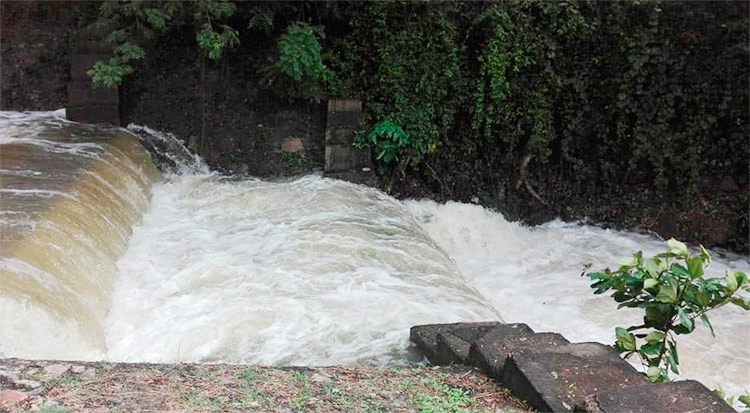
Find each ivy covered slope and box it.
[84,1,748,252]
[332,1,748,251]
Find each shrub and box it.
[265,22,334,103]
[584,239,749,383]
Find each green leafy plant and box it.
[355,119,409,164]
[584,238,749,383]
[87,1,238,88]
[281,150,304,169]
[265,22,334,102]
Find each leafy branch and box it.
[584,239,749,384]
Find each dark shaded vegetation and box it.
[2,1,748,252]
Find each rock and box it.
[578,380,734,413]
[501,342,648,412]
[81,368,97,379]
[71,365,86,374]
[43,363,72,377]
[281,137,304,153]
[469,331,569,380]
[719,176,738,192]
[14,379,42,389]
[25,368,39,376]
[0,389,27,405]
[0,369,20,388]
[310,372,333,384]
[0,368,20,381]
[436,324,525,365]
[409,322,503,365]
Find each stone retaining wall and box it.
[410,322,734,412]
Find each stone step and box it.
[578,380,734,413]
[501,342,648,412]
[409,322,503,365]
[435,323,535,366]
[469,330,569,380]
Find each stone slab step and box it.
[436,323,535,366]
[409,322,504,365]
[578,380,734,413]
[502,342,648,412]
[469,331,569,380]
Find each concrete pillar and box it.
[67,32,120,125]
[324,99,373,184]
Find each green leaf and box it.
[686,257,704,279]
[670,264,689,278]
[698,245,711,265]
[729,296,750,310]
[656,279,678,303]
[667,238,688,256]
[738,395,750,408]
[644,259,663,277]
[677,308,695,332]
[646,366,661,382]
[640,341,663,356]
[643,278,658,290]
[644,331,665,343]
[700,314,715,337]
[668,341,679,373]
[615,327,636,351]
[726,271,738,292]
[618,255,638,267]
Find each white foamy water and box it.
[405,200,750,399]
[105,174,499,366]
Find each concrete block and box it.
[502,342,648,412]
[436,323,522,365]
[409,322,504,365]
[578,380,734,413]
[67,80,119,106]
[469,331,569,380]
[66,105,120,125]
[70,54,108,81]
[325,145,353,172]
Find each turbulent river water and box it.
[1,112,748,398]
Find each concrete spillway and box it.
[0,111,159,358]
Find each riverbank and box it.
[2,2,747,254]
[0,358,530,412]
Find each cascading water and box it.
[0,111,159,359]
[1,112,747,399]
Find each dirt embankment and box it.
[0,358,531,412]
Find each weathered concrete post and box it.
[324,99,374,184]
[67,32,120,125]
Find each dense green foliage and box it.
[87,1,238,87]
[356,119,409,164]
[84,1,748,247]
[585,239,749,384]
[264,22,334,103]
